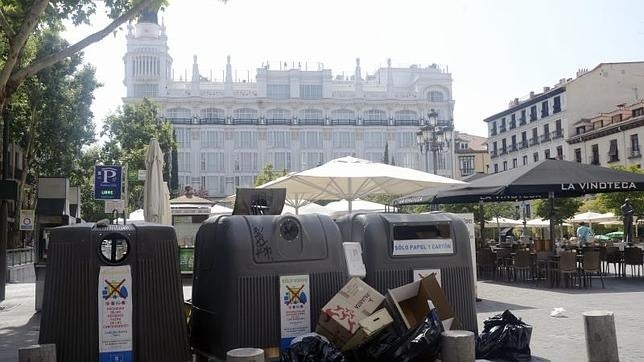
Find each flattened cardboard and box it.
[317,277,385,345]
[342,308,393,351]
[386,273,457,330]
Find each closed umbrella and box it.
[144,138,171,224]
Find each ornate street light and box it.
[416,109,450,174]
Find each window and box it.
[166,107,191,120]
[300,131,323,148]
[543,124,550,141]
[553,96,561,113]
[301,152,324,170]
[512,158,518,168]
[331,109,355,121]
[630,134,641,158]
[556,146,563,160]
[178,152,191,172]
[511,135,517,151]
[234,176,256,188]
[205,176,225,195]
[396,132,416,148]
[333,132,355,148]
[493,163,498,173]
[541,101,549,118]
[363,109,388,125]
[201,130,224,148]
[520,110,527,124]
[428,91,444,102]
[490,122,497,136]
[394,152,419,169]
[544,149,551,159]
[501,139,507,154]
[364,151,384,163]
[574,148,582,163]
[394,110,418,126]
[201,108,225,121]
[175,128,191,148]
[266,108,291,122]
[201,152,225,172]
[611,114,622,123]
[270,151,292,171]
[233,152,258,172]
[299,109,324,123]
[364,132,387,148]
[632,107,644,117]
[533,152,539,162]
[233,108,258,122]
[132,84,158,98]
[510,114,516,129]
[267,84,290,99]
[267,131,290,149]
[591,144,599,165]
[521,131,527,147]
[608,139,619,162]
[500,118,506,132]
[530,106,537,121]
[531,127,538,145]
[522,155,528,165]
[234,131,257,148]
[459,156,475,177]
[300,84,322,99]
[502,161,507,171]
[492,141,498,153]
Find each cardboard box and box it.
[386,273,458,330]
[342,308,393,351]
[317,277,385,346]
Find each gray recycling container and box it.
[335,212,477,333]
[39,223,190,362]
[191,214,347,359]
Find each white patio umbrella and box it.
[569,211,616,224]
[210,204,233,215]
[281,202,332,216]
[143,138,172,224]
[326,198,399,218]
[485,217,522,243]
[255,156,465,212]
[526,218,571,227]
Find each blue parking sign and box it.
[94,165,122,200]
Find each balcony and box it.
[529,138,539,146]
[519,116,527,126]
[363,120,389,126]
[233,118,259,125]
[519,140,528,149]
[499,126,507,133]
[607,153,619,163]
[490,150,498,158]
[553,105,561,114]
[201,118,226,125]
[509,121,516,130]
[551,129,564,139]
[490,129,498,136]
[499,146,508,155]
[540,134,551,142]
[265,118,292,126]
[628,147,642,159]
[298,119,325,126]
[509,144,518,152]
[332,119,357,126]
[530,113,537,122]
[541,110,549,118]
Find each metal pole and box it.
[0,105,11,300]
[424,145,429,173]
[432,148,438,175]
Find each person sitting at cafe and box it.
[576,222,594,246]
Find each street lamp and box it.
[416,109,450,174]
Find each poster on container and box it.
[98,265,133,362]
[279,274,311,350]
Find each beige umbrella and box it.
[143,138,171,224]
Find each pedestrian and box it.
[576,222,594,247]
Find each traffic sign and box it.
[94,165,122,200]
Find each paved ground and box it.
[2,275,643,361]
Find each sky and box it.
[63,0,644,138]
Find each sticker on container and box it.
[413,269,442,286]
[98,265,133,362]
[279,275,311,350]
[393,239,454,256]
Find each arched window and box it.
[363,109,387,121]
[331,109,355,121]
[200,108,225,120]
[428,90,445,102]
[233,108,258,120]
[299,109,324,125]
[166,107,191,120]
[394,110,418,126]
[266,108,291,120]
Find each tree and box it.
[595,165,644,216]
[101,98,174,210]
[534,197,582,225]
[0,0,165,113]
[255,163,287,186]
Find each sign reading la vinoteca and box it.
[560,182,637,191]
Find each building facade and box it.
[484,62,644,173]
[123,16,457,198]
[453,132,489,179]
[568,101,644,168]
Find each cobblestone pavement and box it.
[2,275,643,361]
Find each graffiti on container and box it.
[253,225,273,260]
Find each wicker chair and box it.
[623,248,644,278]
[605,247,622,276]
[512,250,533,282]
[559,251,581,288]
[477,249,497,280]
[581,251,604,288]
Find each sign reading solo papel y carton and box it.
[98,265,133,362]
[279,275,311,349]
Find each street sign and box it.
[94,165,122,200]
[104,199,125,214]
[19,209,35,231]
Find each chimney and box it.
[543,86,550,92]
[576,68,588,78]
[529,91,535,98]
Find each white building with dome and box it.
[123,14,457,197]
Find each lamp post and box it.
[416,109,450,174]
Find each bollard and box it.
[583,311,619,362]
[18,344,56,362]
[226,348,265,362]
[441,330,475,362]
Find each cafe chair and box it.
[581,251,604,288]
[559,251,581,288]
[495,248,513,282]
[512,250,533,282]
[623,248,644,278]
[535,251,553,287]
[605,247,622,276]
[477,249,497,280]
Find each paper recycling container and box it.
[191,214,347,359]
[335,212,477,333]
[39,223,190,362]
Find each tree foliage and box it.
[533,197,582,225]
[255,163,287,186]
[101,98,174,211]
[595,165,644,217]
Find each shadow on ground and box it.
[476,299,536,313]
[478,275,644,295]
[0,313,40,362]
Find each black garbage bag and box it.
[350,309,443,362]
[476,310,532,362]
[280,333,346,362]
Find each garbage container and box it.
[191,214,347,360]
[335,212,477,333]
[39,223,190,362]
